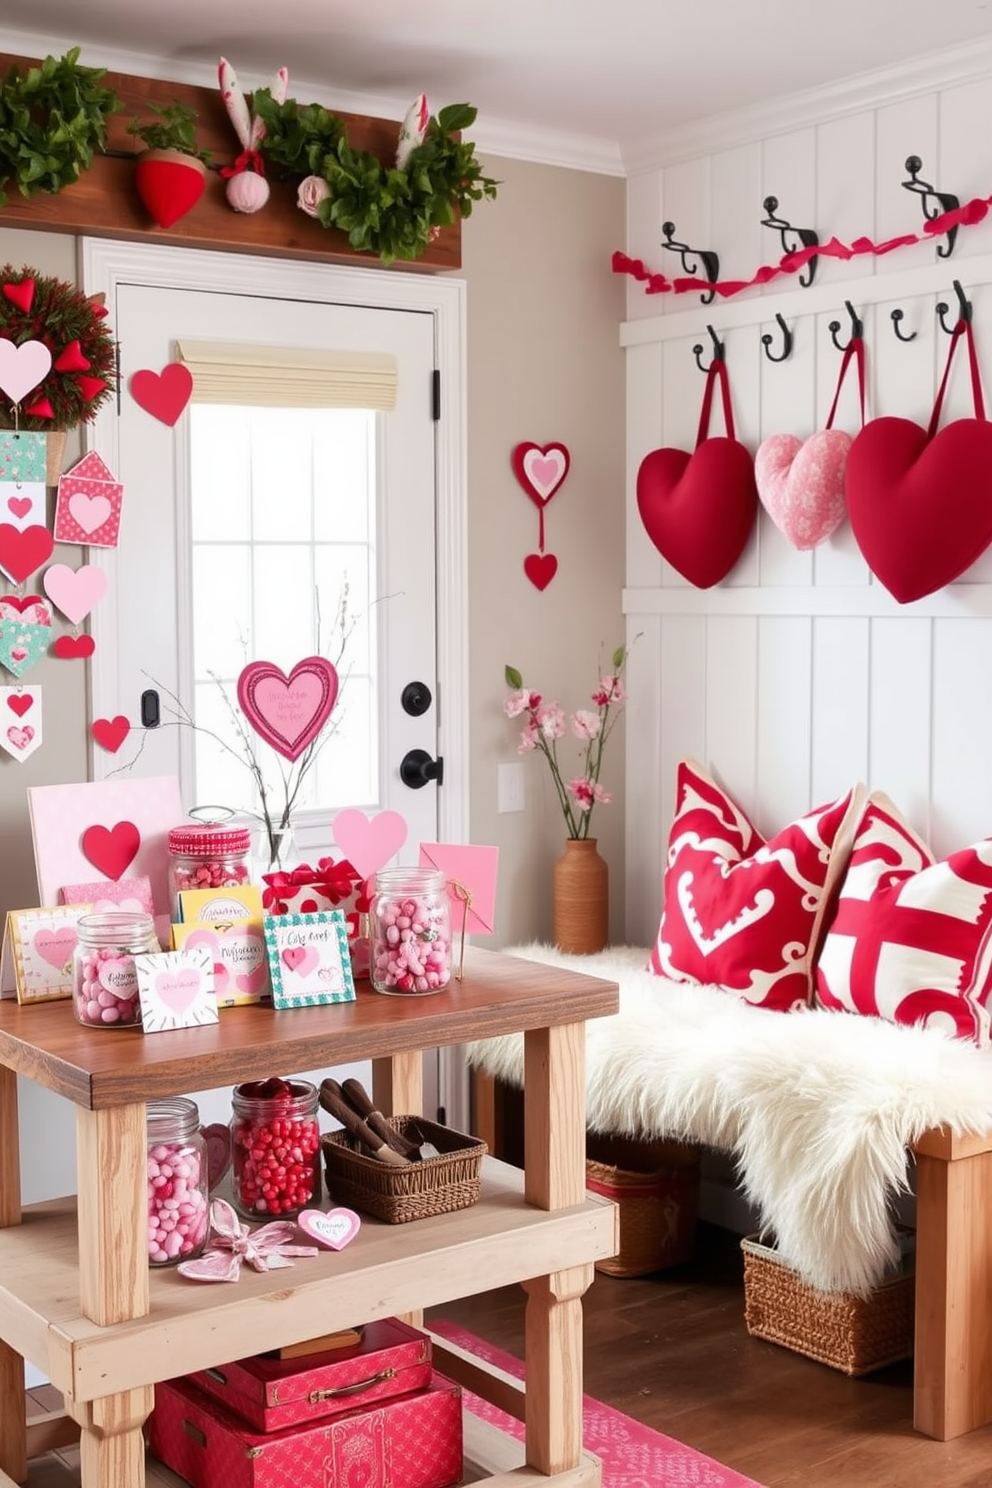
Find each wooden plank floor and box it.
[428,1221,992,1488]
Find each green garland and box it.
[253,95,499,265]
[0,49,120,208]
[0,266,116,432]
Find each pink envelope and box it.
[418,843,498,936]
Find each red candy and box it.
[230,1078,320,1217]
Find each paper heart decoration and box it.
[511,442,571,507]
[0,594,53,678]
[636,439,757,588]
[0,339,52,405]
[523,552,558,590]
[129,363,194,426]
[282,944,319,977]
[92,715,131,753]
[333,808,408,880]
[237,656,339,762]
[43,563,108,626]
[67,492,112,535]
[53,634,96,660]
[33,927,78,970]
[845,416,992,602]
[296,1208,361,1251]
[0,523,54,584]
[6,496,31,521]
[236,962,268,996]
[755,431,851,551]
[2,279,35,313]
[203,1123,232,1189]
[81,821,141,880]
[155,968,203,1015]
[7,692,32,717]
[6,725,34,752]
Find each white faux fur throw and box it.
[466,944,992,1296]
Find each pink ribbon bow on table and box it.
[177,1198,319,1283]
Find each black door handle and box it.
[399,749,444,789]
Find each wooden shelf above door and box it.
[0,55,460,272]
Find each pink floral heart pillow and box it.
[755,429,852,551]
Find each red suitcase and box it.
[148,1372,463,1488]
[187,1318,432,1432]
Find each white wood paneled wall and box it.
[623,69,992,947]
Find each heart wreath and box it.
[635,356,757,588]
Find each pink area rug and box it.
[431,1319,764,1488]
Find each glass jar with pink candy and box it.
[71,909,159,1029]
[370,866,452,995]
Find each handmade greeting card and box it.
[0,684,42,762]
[54,451,124,548]
[172,919,270,1006]
[28,776,183,936]
[0,430,47,488]
[135,946,218,1033]
[177,884,263,924]
[61,875,154,916]
[264,911,356,1009]
[0,905,93,1003]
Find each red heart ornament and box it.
[53,634,96,659]
[129,363,194,426]
[54,339,91,373]
[21,397,54,419]
[7,693,32,717]
[845,321,992,603]
[0,524,54,584]
[636,360,757,588]
[511,442,571,507]
[92,715,131,753]
[81,821,141,880]
[134,152,207,229]
[77,375,107,402]
[2,278,35,312]
[237,656,339,762]
[523,551,558,590]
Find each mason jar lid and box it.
[168,822,251,857]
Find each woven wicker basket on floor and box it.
[322,1116,486,1224]
[741,1234,915,1376]
[585,1133,700,1277]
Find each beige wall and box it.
[0,159,626,949]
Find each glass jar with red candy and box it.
[167,820,252,919]
[229,1077,321,1219]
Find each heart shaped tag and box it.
[296,1207,361,1250]
[92,715,131,753]
[523,551,558,590]
[129,362,194,426]
[511,442,570,507]
[755,430,851,551]
[237,656,339,761]
[53,634,96,660]
[333,808,408,880]
[0,339,52,405]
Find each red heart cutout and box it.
[54,339,91,373]
[845,417,992,602]
[7,496,31,519]
[7,693,32,717]
[636,440,757,588]
[53,634,96,659]
[237,656,339,762]
[92,715,131,753]
[134,153,206,229]
[81,821,141,880]
[2,278,35,313]
[523,552,558,590]
[129,363,194,426]
[0,524,54,584]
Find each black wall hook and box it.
[760,313,793,363]
[890,308,917,343]
[661,221,720,305]
[936,279,973,334]
[692,325,725,372]
[760,196,819,287]
[828,301,863,352]
[902,155,960,259]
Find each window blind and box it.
[175,340,398,410]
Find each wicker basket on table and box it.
[322,1116,486,1224]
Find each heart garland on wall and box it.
[511,442,570,591]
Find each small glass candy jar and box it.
[230,1077,321,1219]
[370,866,452,994]
[167,821,252,919]
[146,1097,209,1266]
[72,910,159,1028]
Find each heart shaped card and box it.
[237,657,339,762]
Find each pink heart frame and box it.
[296,1207,361,1250]
[511,442,571,508]
[237,657,339,762]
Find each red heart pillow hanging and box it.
[636,354,757,587]
[845,317,992,603]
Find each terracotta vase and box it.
[553,838,609,955]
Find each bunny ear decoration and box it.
[396,93,430,170]
[218,57,252,149]
[248,66,290,150]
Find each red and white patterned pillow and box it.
[650,759,863,1011]
[815,794,992,1046]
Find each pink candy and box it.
[172,859,250,892]
[72,946,142,1027]
[147,1140,209,1265]
[372,893,451,994]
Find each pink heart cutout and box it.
[333,808,408,880]
[237,656,339,762]
[0,339,52,405]
[755,430,851,551]
[33,927,78,970]
[154,968,202,1015]
[67,492,112,535]
[43,563,108,626]
[296,1207,361,1250]
[7,725,33,750]
[282,944,319,977]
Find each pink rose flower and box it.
[297,176,331,218]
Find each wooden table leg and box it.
[522,1023,591,1476]
[68,1387,154,1487]
[914,1132,992,1439]
[372,1050,423,1117]
[0,1066,26,1485]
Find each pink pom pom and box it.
[226,172,270,214]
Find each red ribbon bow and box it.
[261,857,364,913]
[220,148,266,179]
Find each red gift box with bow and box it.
[262,859,371,979]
